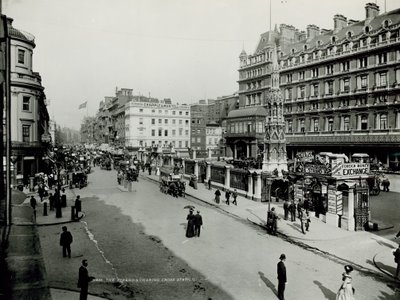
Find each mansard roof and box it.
[227,106,268,119]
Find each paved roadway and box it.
[73,167,396,299]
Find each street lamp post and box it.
[53,147,63,218]
[267,177,273,212]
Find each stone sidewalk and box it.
[1,187,108,299]
[143,173,400,284]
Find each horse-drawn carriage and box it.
[159,167,185,197]
[70,171,88,189]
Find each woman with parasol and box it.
[184,206,195,238]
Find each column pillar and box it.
[253,172,262,201]
[247,144,250,157]
[193,149,197,160]
[182,159,186,175]
[225,165,231,190]
[206,162,211,180]
[348,187,355,231]
[208,148,212,159]
[247,173,254,199]
[194,160,199,178]
[233,144,237,159]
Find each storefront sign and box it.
[336,192,343,215]
[332,163,370,178]
[304,164,330,175]
[294,184,303,201]
[296,151,314,162]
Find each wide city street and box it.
[39,167,397,299]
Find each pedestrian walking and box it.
[297,199,303,218]
[48,193,55,211]
[225,189,231,205]
[214,189,221,204]
[186,209,195,238]
[61,188,67,207]
[208,178,212,190]
[300,208,306,234]
[78,259,95,300]
[75,195,82,217]
[305,211,311,232]
[277,254,287,300]
[60,226,73,258]
[269,207,279,235]
[283,199,289,220]
[30,196,37,221]
[289,200,296,222]
[193,210,203,237]
[393,244,400,279]
[336,265,355,300]
[303,198,310,213]
[232,189,238,205]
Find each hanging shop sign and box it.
[332,162,370,178]
[304,164,331,175]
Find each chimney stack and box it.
[333,14,347,32]
[365,3,379,21]
[307,24,320,41]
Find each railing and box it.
[230,169,248,191]
[185,160,195,175]
[211,165,225,184]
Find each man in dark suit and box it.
[194,211,203,237]
[60,226,73,258]
[78,259,95,300]
[277,254,287,300]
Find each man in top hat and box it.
[277,254,287,300]
[194,211,203,237]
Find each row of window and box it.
[228,121,264,134]
[138,108,189,116]
[284,70,398,100]
[285,95,391,113]
[282,52,397,84]
[286,112,399,133]
[140,118,190,125]
[139,140,189,148]
[151,129,188,137]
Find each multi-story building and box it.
[80,117,95,144]
[205,122,223,155]
[279,3,400,170]
[125,98,190,151]
[207,93,239,128]
[190,100,208,150]
[8,17,51,184]
[236,3,400,171]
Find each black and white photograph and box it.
[1,0,400,299]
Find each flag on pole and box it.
[78,101,87,110]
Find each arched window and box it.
[364,26,371,34]
[380,114,388,129]
[343,116,350,131]
[331,36,337,43]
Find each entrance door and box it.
[354,187,369,231]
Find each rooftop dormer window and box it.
[303,44,308,51]
[291,48,295,55]
[316,40,322,47]
[331,36,337,43]
[382,19,391,29]
[347,31,353,39]
[364,25,371,34]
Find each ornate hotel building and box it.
[237,3,400,170]
[125,98,191,151]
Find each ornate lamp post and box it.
[267,177,274,212]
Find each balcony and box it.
[286,128,400,145]
[224,132,258,139]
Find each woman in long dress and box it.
[336,265,355,300]
[186,209,195,238]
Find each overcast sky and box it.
[3,0,399,130]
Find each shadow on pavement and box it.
[372,237,398,249]
[258,271,277,297]
[313,280,336,300]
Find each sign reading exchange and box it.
[334,163,370,178]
